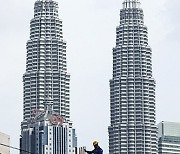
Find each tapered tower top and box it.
[123,0,141,9]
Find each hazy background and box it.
[0,0,180,153]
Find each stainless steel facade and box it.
[108,0,157,153]
[23,0,70,123]
[20,0,76,153]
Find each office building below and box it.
[158,121,180,154]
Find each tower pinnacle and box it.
[123,0,141,9]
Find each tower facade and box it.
[23,0,70,123]
[108,0,157,153]
[20,0,76,153]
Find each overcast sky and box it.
[0,0,180,153]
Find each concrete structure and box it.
[108,0,157,153]
[20,0,77,153]
[158,121,180,154]
[20,104,77,154]
[0,132,10,154]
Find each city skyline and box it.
[0,0,180,153]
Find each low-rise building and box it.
[0,132,10,154]
[158,121,180,154]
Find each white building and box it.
[0,132,10,154]
[158,121,180,154]
[20,0,77,153]
[20,104,77,154]
[108,0,157,153]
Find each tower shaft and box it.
[20,1,77,154]
[108,1,158,153]
[23,0,70,123]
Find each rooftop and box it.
[123,0,141,9]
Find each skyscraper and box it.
[158,121,180,154]
[108,0,157,153]
[23,0,70,123]
[20,0,76,153]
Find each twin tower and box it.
[20,0,157,153]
